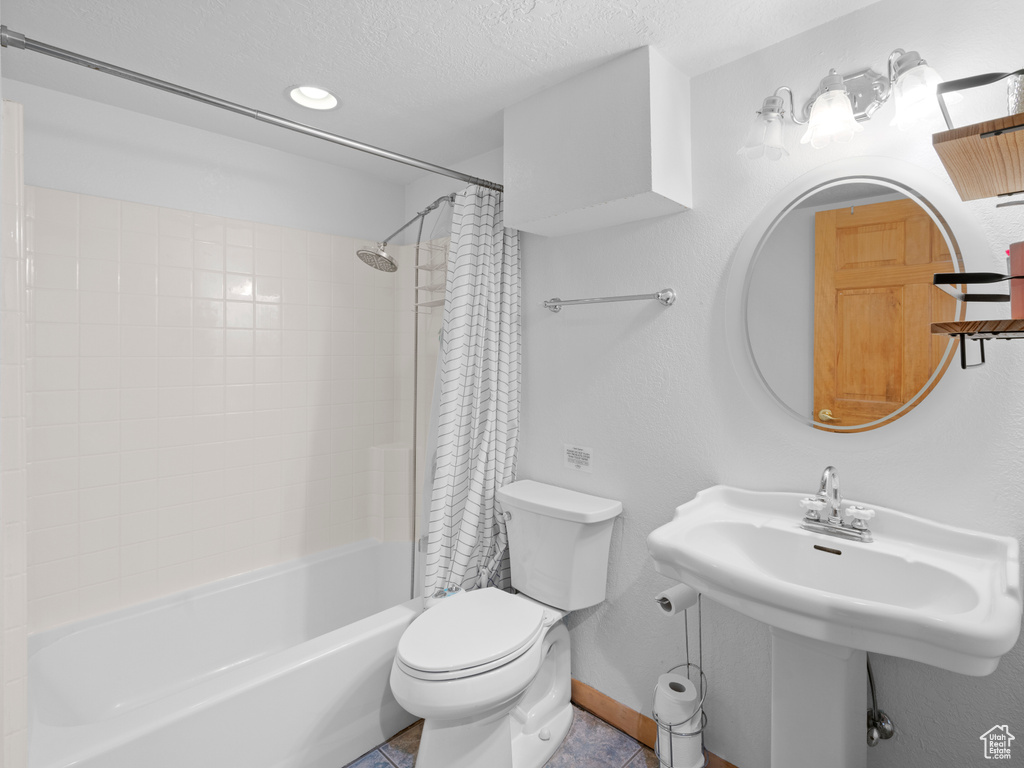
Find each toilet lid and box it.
[397,588,546,675]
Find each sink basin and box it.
[647,485,1021,676]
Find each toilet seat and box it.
[396,588,549,681]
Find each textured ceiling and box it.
[1,0,881,183]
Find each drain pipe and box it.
[866,655,895,746]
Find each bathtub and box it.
[28,540,420,768]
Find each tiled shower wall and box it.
[24,186,413,632]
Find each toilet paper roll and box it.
[654,584,699,616]
[654,673,698,724]
[654,673,703,768]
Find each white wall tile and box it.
[194,271,224,300]
[31,254,77,290]
[121,202,158,234]
[194,241,225,271]
[32,323,79,358]
[23,187,414,634]
[79,227,119,261]
[158,266,193,297]
[159,208,194,240]
[194,215,225,244]
[120,262,157,294]
[120,231,158,263]
[78,258,118,292]
[32,289,78,323]
[117,295,155,327]
[79,196,119,231]
[80,389,119,422]
[226,247,253,274]
[28,425,78,462]
[27,491,77,530]
[29,223,78,260]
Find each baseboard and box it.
[570,678,739,768]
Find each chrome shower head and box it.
[356,243,397,272]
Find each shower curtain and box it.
[423,185,520,596]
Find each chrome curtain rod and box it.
[0,25,503,193]
[543,288,676,313]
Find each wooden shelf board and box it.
[932,319,1024,338]
[933,111,1024,201]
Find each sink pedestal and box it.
[770,629,866,768]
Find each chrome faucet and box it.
[800,466,874,543]
[818,465,842,525]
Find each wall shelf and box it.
[931,319,1024,369]
[931,319,1024,338]
[933,112,1024,202]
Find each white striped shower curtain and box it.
[423,185,520,597]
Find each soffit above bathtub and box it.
[0,0,883,184]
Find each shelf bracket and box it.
[958,333,987,369]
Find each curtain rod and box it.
[0,25,504,193]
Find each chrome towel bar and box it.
[543,288,676,313]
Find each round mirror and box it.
[733,160,967,432]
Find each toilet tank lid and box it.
[496,480,622,523]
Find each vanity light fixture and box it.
[739,48,958,160]
[288,85,338,110]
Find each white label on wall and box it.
[564,444,593,472]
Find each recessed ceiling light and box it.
[289,85,338,110]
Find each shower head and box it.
[356,243,397,273]
[357,193,454,273]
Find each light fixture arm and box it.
[773,86,808,126]
[885,48,907,88]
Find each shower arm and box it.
[0,25,503,193]
[380,194,455,247]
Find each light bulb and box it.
[800,89,862,148]
[737,97,788,160]
[289,85,338,110]
[891,63,957,131]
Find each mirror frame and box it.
[726,157,985,432]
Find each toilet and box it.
[389,479,622,768]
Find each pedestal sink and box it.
[646,485,1022,768]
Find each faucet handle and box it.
[847,506,875,530]
[800,496,827,521]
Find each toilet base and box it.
[416,711,515,768]
[511,701,573,767]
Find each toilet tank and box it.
[496,480,622,611]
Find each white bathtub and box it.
[28,540,420,768]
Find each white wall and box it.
[0,80,406,242]
[517,1,1024,766]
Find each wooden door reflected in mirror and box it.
[812,199,959,431]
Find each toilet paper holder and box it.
[653,662,707,768]
[653,593,709,768]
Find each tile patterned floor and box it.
[344,705,661,768]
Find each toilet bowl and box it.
[390,480,622,768]
[390,588,571,768]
